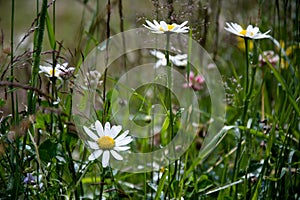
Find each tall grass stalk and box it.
[50,0,57,135]
[10,0,15,124]
[102,0,111,125]
[28,0,48,114]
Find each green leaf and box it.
[39,139,57,163]
[0,98,6,107]
[154,170,168,200]
[186,126,235,176]
[266,61,300,116]
[160,117,170,146]
[46,11,56,49]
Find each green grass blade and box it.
[186,126,235,176]
[46,11,56,49]
[154,170,168,200]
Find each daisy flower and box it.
[83,120,133,168]
[224,22,271,39]
[150,50,187,68]
[143,20,189,34]
[39,63,75,79]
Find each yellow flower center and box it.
[97,136,115,150]
[160,24,175,31]
[49,69,56,76]
[239,29,253,36]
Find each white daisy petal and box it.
[150,50,165,59]
[87,141,99,149]
[174,54,188,60]
[62,62,68,68]
[39,66,50,73]
[102,151,110,167]
[232,23,243,32]
[251,27,259,35]
[88,149,103,161]
[83,126,98,141]
[155,60,163,68]
[116,137,133,146]
[179,21,188,28]
[263,30,271,35]
[146,20,158,30]
[160,21,168,31]
[110,150,123,160]
[115,130,129,142]
[95,120,104,137]
[104,122,111,136]
[110,125,122,139]
[114,146,131,151]
[153,20,160,27]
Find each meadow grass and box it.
[0,0,299,199]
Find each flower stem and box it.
[165,34,173,142]
[231,37,250,198]
[165,33,177,194]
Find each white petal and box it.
[87,141,99,149]
[88,149,103,161]
[39,66,51,73]
[62,63,68,68]
[114,146,130,151]
[253,34,271,39]
[54,69,62,77]
[143,24,156,31]
[95,120,104,137]
[172,58,187,66]
[160,21,168,31]
[115,130,129,142]
[110,125,122,139]
[263,30,271,35]
[83,126,98,141]
[104,122,111,136]
[251,27,259,35]
[224,26,239,35]
[179,21,188,28]
[110,150,123,160]
[246,24,253,32]
[225,23,235,32]
[172,24,179,31]
[161,58,167,66]
[102,151,110,167]
[173,54,188,60]
[154,60,161,68]
[232,23,243,32]
[146,20,159,30]
[153,20,160,27]
[150,50,165,59]
[116,137,133,146]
